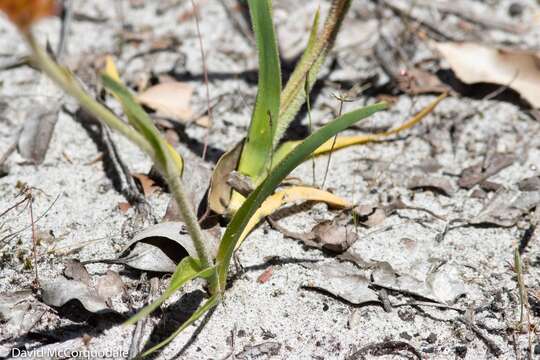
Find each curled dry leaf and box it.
[208,141,243,215]
[63,259,91,286]
[472,189,540,227]
[435,42,540,108]
[306,262,380,305]
[118,222,220,273]
[371,262,466,304]
[17,103,59,164]
[310,247,466,305]
[41,278,112,313]
[96,271,124,300]
[137,81,194,123]
[132,173,159,197]
[407,174,456,196]
[458,153,515,190]
[269,218,358,254]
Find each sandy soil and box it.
[1,1,540,359]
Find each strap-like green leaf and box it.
[125,256,215,326]
[237,0,281,181]
[101,74,183,177]
[140,294,220,357]
[216,102,387,287]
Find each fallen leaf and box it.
[63,259,91,286]
[236,342,281,360]
[208,141,243,215]
[236,186,351,249]
[398,67,450,95]
[458,153,515,189]
[472,189,540,227]
[118,222,219,273]
[118,202,131,213]
[306,262,380,305]
[407,174,456,196]
[372,261,466,304]
[269,217,358,254]
[137,82,194,122]
[41,278,112,313]
[17,103,59,164]
[435,42,540,108]
[132,173,159,197]
[95,271,124,300]
[352,204,387,227]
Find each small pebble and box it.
[508,3,523,17]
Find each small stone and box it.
[455,345,467,358]
[322,303,329,311]
[399,332,412,340]
[398,308,415,322]
[508,3,523,17]
[534,344,540,354]
[426,332,437,344]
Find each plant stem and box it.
[26,32,219,293]
[24,33,154,157]
[164,169,218,292]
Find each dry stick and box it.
[305,75,316,186]
[321,95,345,189]
[56,0,73,58]
[0,197,27,219]
[29,193,39,287]
[191,0,213,161]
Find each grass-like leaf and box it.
[101,74,183,176]
[140,294,220,357]
[237,0,281,181]
[125,256,215,326]
[216,101,387,287]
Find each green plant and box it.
[5,0,387,355]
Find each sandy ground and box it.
[1,0,540,359]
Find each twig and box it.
[56,0,74,59]
[346,340,422,360]
[29,191,39,287]
[191,0,213,161]
[129,277,159,359]
[0,193,61,244]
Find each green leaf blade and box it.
[125,257,214,326]
[217,101,387,287]
[140,294,220,357]
[237,0,281,181]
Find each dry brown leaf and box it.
[63,259,91,286]
[137,82,194,122]
[17,103,59,164]
[435,42,540,107]
[208,141,243,215]
[132,173,159,197]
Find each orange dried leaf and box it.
[0,0,59,31]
